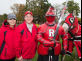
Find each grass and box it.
[35,24,40,27]
[15,43,80,61]
[63,47,80,61]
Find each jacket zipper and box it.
[26,28,32,36]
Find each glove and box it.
[61,48,66,55]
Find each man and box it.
[36,6,68,61]
[14,11,38,61]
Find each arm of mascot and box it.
[59,26,68,55]
[36,26,55,47]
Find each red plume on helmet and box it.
[45,6,56,22]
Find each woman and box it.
[14,11,38,61]
[0,13,17,61]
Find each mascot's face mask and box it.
[45,6,55,22]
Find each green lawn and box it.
[15,45,80,61]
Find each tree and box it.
[77,18,81,23]
[0,15,3,20]
[53,4,64,23]
[3,13,7,20]
[53,4,62,18]
[10,0,51,23]
[11,3,26,21]
[25,0,51,23]
[0,13,7,20]
[62,1,80,16]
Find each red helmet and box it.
[45,6,55,22]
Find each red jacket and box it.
[0,20,16,60]
[36,22,68,55]
[14,21,38,59]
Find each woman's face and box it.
[24,14,33,24]
[7,19,16,26]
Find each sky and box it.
[0,0,81,17]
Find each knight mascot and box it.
[36,6,68,61]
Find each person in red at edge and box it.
[0,13,17,61]
[14,11,38,61]
[36,6,68,61]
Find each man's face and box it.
[24,14,33,24]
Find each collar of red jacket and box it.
[24,20,33,26]
[23,21,37,30]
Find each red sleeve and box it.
[58,26,68,50]
[14,27,22,58]
[36,26,55,47]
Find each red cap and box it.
[24,11,33,16]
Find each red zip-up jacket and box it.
[0,20,16,60]
[14,21,38,59]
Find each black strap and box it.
[68,38,74,41]
[74,37,81,40]
[20,29,24,35]
[20,29,24,38]
[68,30,75,37]
[0,41,5,55]
[0,31,7,55]
[48,48,54,56]
[68,30,81,41]
[68,37,81,40]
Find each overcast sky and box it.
[0,0,81,17]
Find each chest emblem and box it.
[49,29,54,37]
